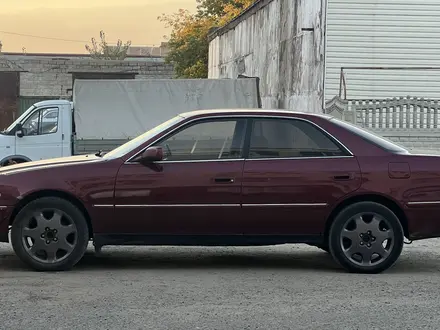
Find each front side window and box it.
[21,107,59,136]
[248,118,349,159]
[154,119,246,161]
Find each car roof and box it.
[179,108,333,120]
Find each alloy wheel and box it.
[21,209,78,264]
[340,212,394,267]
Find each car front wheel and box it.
[328,201,404,274]
[11,197,89,271]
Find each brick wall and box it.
[0,55,174,97]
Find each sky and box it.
[0,0,196,53]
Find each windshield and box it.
[330,118,409,154]
[2,105,36,134]
[103,115,184,160]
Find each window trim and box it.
[244,117,352,160]
[125,115,354,164]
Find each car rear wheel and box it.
[11,197,89,271]
[328,201,404,274]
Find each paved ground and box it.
[1,240,440,330]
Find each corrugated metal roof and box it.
[325,0,440,100]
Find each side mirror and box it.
[140,146,164,163]
[15,124,24,138]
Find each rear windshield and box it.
[329,118,409,154]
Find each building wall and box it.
[0,54,174,98]
[208,0,326,113]
[377,129,440,153]
[325,0,440,100]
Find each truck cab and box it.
[0,100,72,165]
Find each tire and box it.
[328,201,404,274]
[1,159,22,167]
[11,197,89,271]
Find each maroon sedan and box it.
[0,109,438,273]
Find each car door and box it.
[113,117,247,235]
[15,106,63,161]
[241,117,362,236]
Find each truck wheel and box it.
[328,201,404,274]
[1,158,27,166]
[11,197,89,271]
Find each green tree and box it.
[85,30,132,60]
[159,0,254,78]
[159,9,215,78]
[196,0,235,17]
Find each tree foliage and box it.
[85,30,132,60]
[159,0,254,78]
[196,0,238,17]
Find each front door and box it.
[15,106,63,161]
[241,117,362,236]
[113,117,247,235]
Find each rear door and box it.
[241,117,362,236]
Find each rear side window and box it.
[248,118,349,159]
[330,118,408,154]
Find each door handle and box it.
[333,174,352,181]
[214,177,235,183]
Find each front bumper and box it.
[0,206,14,242]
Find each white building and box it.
[208,0,440,112]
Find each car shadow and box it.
[75,248,342,272]
[0,245,439,273]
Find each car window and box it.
[154,119,245,161]
[22,107,59,136]
[248,118,348,159]
[329,117,409,154]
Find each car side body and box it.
[1,109,440,273]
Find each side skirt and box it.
[94,234,324,247]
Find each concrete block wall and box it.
[0,55,174,97]
[20,73,72,97]
[371,128,440,153]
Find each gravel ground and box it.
[1,240,440,330]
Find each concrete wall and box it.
[370,129,440,154]
[325,96,440,153]
[208,0,326,113]
[0,54,174,98]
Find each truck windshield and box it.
[1,105,36,135]
[103,115,184,160]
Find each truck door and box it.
[15,106,64,161]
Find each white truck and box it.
[0,78,261,165]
